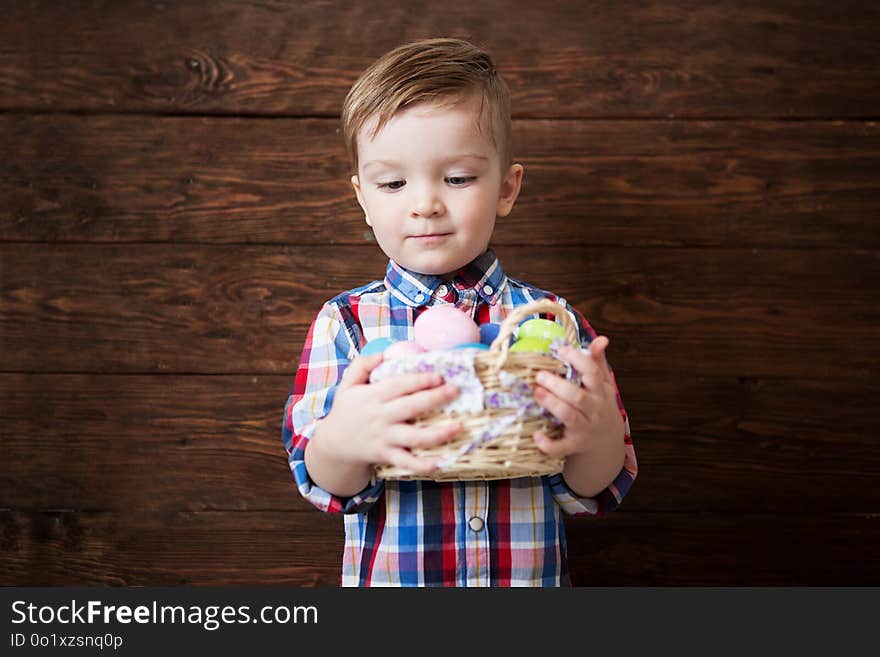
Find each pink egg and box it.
[413,305,480,350]
[383,340,427,360]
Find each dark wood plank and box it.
[2,244,877,379]
[0,510,341,586]
[0,116,360,245]
[2,374,878,514]
[2,1,878,117]
[2,511,877,585]
[3,115,879,248]
[0,373,304,514]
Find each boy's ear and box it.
[350,174,372,227]
[496,163,524,218]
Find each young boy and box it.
[282,38,637,586]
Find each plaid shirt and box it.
[282,249,637,586]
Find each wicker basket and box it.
[373,298,580,482]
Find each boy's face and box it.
[351,94,523,278]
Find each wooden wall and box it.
[2,1,879,585]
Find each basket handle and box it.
[489,298,580,370]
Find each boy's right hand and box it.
[318,353,462,474]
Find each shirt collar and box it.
[385,248,507,307]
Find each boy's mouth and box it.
[408,233,452,246]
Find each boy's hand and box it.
[319,353,462,474]
[531,337,625,459]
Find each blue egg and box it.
[454,342,490,350]
[360,337,394,356]
[479,322,502,346]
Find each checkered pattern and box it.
[282,249,637,586]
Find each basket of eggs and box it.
[365,298,581,481]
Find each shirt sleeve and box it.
[547,298,638,517]
[281,301,385,514]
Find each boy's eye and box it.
[378,180,405,190]
[447,176,476,186]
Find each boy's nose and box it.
[410,187,445,218]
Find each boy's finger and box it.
[532,431,576,458]
[557,343,592,376]
[588,336,610,368]
[395,421,462,450]
[559,338,611,386]
[535,370,589,410]
[373,371,445,402]
[338,353,384,391]
[534,386,589,431]
[384,447,440,475]
[588,337,615,386]
[384,383,459,423]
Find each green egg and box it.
[509,337,552,353]
[518,318,565,342]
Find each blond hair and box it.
[341,38,512,172]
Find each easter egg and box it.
[360,337,394,356]
[478,322,502,346]
[413,305,480,350]
[518,318,566,342]
[383,340,427,360]
[453,342,490,350]
[509,337,552,353]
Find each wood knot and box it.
[183,50,234,93]
[134,50,235,102]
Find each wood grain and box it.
[2,510,876,586]
[0,510,341,587]
[2,1,878,117]
[1,244,877,378]
[2,374,877,514]
[2,115,879,248]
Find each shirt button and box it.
[436,284,448,297]
[482,284,494,296]
[468,516,484,532]
[414,292,424,302]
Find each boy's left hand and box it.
[531,336,624,458]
